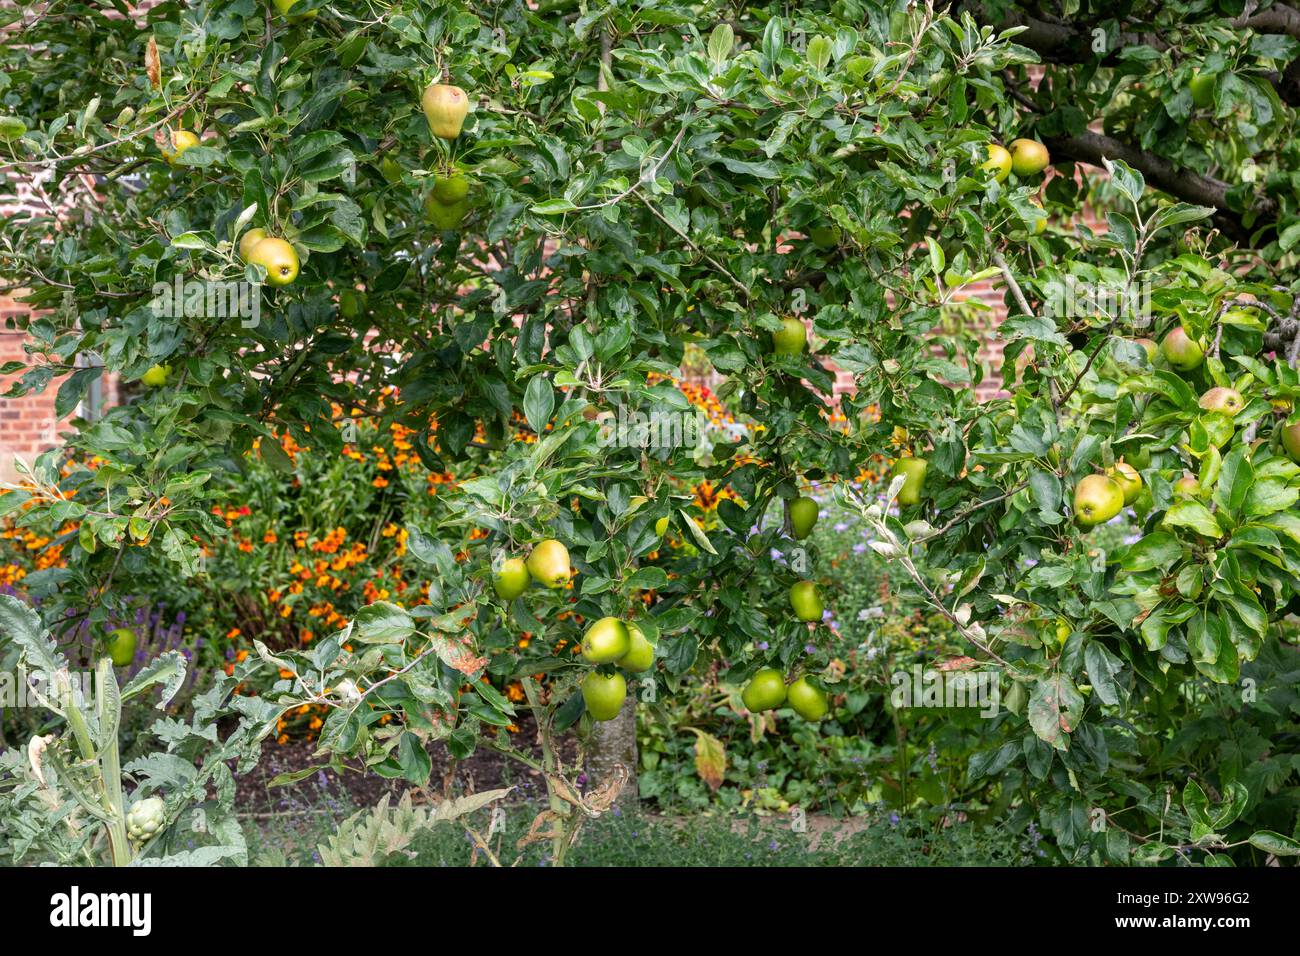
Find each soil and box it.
[233,714,579,816]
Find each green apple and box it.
[338,288,366,319]
[492,557,530,599]
[982,144,1012,182]
[808,225,842,249]
[526,539,570,588]
[1281,421,1300,463]
[421,83,470,139]
[425,193,469,230]
[140,363,172,387]
[786,676,829,720]
[162,129,199,165]
[1073,474,1124,527]
[772,316,807,356]
[582,671,627,721]
[654,516,670,538]
[1009,138,1050,176]
[1107,461,1142,505]
[238,228,268,262]
[246,237,300,286]
[106,627,137,667]
[581,616,630,664]
[891,457,928,506]
[433,172,469,204]
[616,623,654,673]
[789,496,819,540]
[1198,386,1244,416]
[789,580,824,622]
[741,667,787,712]
[1161,327,1204,371]
[1189,72,1217,109]
[271,0,317,19]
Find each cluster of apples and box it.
[578,617,657,720]
[1072,320,1266,526]
[1072,460,1142,528]
[239,227,300,286]
[421,82,471,230]
[491,538,572,598]
[983,138,1050,183]
[741,667,829,721]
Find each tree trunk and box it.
[585,694,637,806]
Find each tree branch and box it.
[1042,129,1276,243]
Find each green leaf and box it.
[1163,500,1223,538]
[353,602,415,644]
[523,374,554,435]
[1119,531,1183,571]
[1248,830,1300,856]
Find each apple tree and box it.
[2,0,1299,862]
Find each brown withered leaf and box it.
[689,728,726,792]
[145,37,161,90]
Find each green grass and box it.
[245,785,1035,866]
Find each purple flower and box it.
[853,543,867,554]
[757,640,769,650]
[834,522,847,532]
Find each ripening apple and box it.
[787,676,829,721]
[1107,461,1142,505]
[789,580,824,622]
[1073,474,1125,527]
[741,667,787,712]
[238,228,268,262]
[982,144,1012,183]
[582,671,626,721]
[789,496,818,540]
[617,623,654,673]
[106,627,137,667]
[1161,326,1204,371]
[1189,72,1217,109]
[162,129,200,165]
[808,224,842,249]
[338,288,366,319]
[1174,474,1202,498]
[526,539,570,588]
[1134,337,1158,363]
[772,316,807,356]
[425,192,469,231]
[140,363,172,387]
[492,557,530,600]
[891,457,928,506]
[1281,421,1300,463]
[246,237,300,286]
[432,172,469,204]
[1009,138,1050,177]
[271,0,317,19]
[1198,387,1244,416]
[421,83,470,139]
[582,617,631,664]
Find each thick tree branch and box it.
[1042,130,1276,243]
